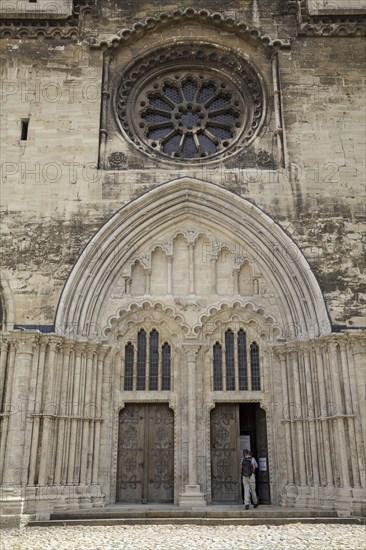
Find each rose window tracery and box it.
[115,44,265,164]
[138,72,244,159]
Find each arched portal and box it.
[55,177,330,341]
[54,177,331,506]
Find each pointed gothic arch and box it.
[55,177,331,341]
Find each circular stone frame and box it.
[114,43,266,164]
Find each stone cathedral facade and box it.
[0,0,365,522]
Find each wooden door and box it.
[211,403,241,503]
[117,403,174,503]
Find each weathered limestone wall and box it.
[0,14,364,328]
[278,38,366,326]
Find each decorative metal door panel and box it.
[146,405,174,502]
[211,403,241,503]
[117,404,174,503]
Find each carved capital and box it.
[10,332,40,354]
[97,345,110,361]
[183,343,201,362]
[275,349,288,361]
[74,341,87,357]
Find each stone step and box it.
[49,509,339,520]
[29,517,362,527]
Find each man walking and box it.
[241,449,259,510]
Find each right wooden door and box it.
[210,403,241,503]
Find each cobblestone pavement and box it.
[1,524,365,550]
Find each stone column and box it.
[98,51,111,169]
[28,341,47,486]
[314,345,333,487]
[54,343,72,485]
[210,257,217,294]
[0,340,9,410]
[167,256,173,295]
[348,335,366,442]
[328,340,350,488]
[145,269,151,296]
[86,351,98,486]
[67,343,84,485]
[233,268,240,295]
[79,347,94,486]
[97,351,112,498]
[290,349,306,486]
[188,244,195,295]
[92,347,108,486]
[303,347,319,485]
[278,351,294,485]
[179,344,205,506]
[339,339,359,487]
[38,339,60,486]
[3,334,37,497]
[346,335,366,497]
[0,340,13,484]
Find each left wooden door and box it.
[116,403,174,503]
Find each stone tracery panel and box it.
[172,236,190,295]
[150,248,168,295]
[194,235,212,296]
[113,228,263,305]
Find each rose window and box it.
[137,73,244,160]
[115,44,265,164]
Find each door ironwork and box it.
[117,403,174,503]
[210,403,241,503]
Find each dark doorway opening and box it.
[239,403,270,504]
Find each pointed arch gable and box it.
[55,177,331,341]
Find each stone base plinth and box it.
[179,484,205,506]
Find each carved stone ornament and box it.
[0,0,98,40]
[298,0,366,36]
[108,152,127,169]
[114,43,266,165]
[281,1,300,16]
[91,8,291,51]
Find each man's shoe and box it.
[245,505,249,510]
[254,503,259,508]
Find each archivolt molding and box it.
[55,177,331,341]
[90,8,291,51]
[195,300,279,343]
[103,300,190,342]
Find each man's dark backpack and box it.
[241,457,253,477]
